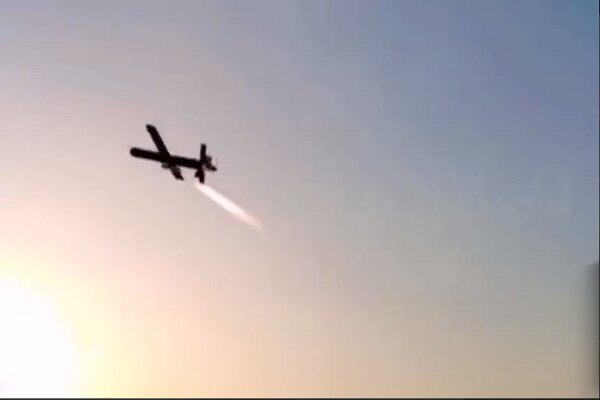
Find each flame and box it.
[195,182,262,230]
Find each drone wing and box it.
[146,124,171,157]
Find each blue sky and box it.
[0,0,598,396]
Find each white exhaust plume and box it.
[195,182,262,230]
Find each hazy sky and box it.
[0,0,598,397]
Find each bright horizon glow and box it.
[195,182,263,230]
[0,278,79,397]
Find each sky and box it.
[0,0,598,397]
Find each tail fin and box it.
[200,143,207,163]
[195,168,205,183]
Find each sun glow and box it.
[0,278,79,397]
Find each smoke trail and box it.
[195,182,262,230]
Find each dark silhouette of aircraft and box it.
[129,124,217,184]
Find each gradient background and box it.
[0,0,598,397]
